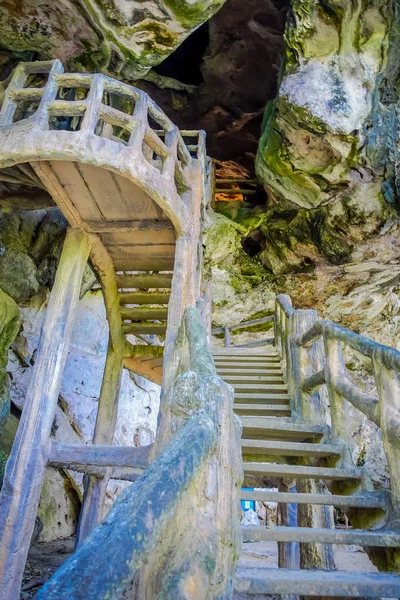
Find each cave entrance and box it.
[153,22,209,86]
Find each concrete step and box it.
[122,323,167,335]
[241,417,325,441]
[243,462,363,481]
[212,349,279,358]
[235,404,291,417]
[233,384,288,394]
[241,526,400,547]
[216,367,283,374]
[240,439,340,458]
[234,393,290,405]
[240,489,390,509]
[235,567,400,597]
[224,376,285,386]
[120,307,168,320]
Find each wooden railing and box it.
[212,316,274,348]
[35,307,242,599]
[275,294,400,521]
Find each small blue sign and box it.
[241,487,255,511]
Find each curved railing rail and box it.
[275,294,400,520]
[35,307,242,599]
[212,315,274,348]
[0,60,207,234]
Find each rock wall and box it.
[0,210,161,542]
[0,0,227,81]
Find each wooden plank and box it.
[235,568,400,597]
[241,526,400,546]
[239,490,390,508]
[123,323,167,335]
[78,163,163,220]
[121,307,168,320]
[113,257,175,271]
[49,161,104,221]
[119,291,170,305]
[107,244,175,259]
[100,228,175,246]
[240,440,340,457]
[116,273,173,289]
[243,463,363,481]
[0,228,89,600]
[76,343,123,547]
[123,356,163,385]
[49,440,152,470]
[85,219,173,233]
[114,172,165,219]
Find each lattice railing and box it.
[0,60,206,200]
[275,294,400,521]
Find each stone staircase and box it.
[212,343,400,598]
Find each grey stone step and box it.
[241,417,325,441]
[235,404,291,417]
[234,384,288,394]
[212,349,279,358]
[235,567,400,597]
[122,322,167,335]
[240,489,390,509]
[240,439,340,458]
[216,367,283,374]
[224,377,285,386]
[243,462,363,481]
[234,393,290,405]
[241,526,400,547]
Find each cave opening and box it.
[153,22,209,86]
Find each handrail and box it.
[35,307,242,598]
[275,294,400,519]
[212,315,274,348]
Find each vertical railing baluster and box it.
[373,353,400,522]
[224,326,231,348]
[323,336,353,465]
[32,60,64,129]
[80,73,104,133]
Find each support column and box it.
[0,228,89,600]
[75,340,123,546]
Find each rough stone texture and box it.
[0,0,227,81]
[0,288,20,425]
[5,287,161,539]
[139,0,289,171]
[205,211,399,491]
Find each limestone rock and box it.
[0,288,20,425]
[0,0,227,80]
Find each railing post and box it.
[323,336,353,465]
[224,326,231,347]
[0,228,90,600]
[372,354,400,523]
[289,310,326,423]
[75,339,123,547]
[274,300,281,355]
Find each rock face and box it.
[0,0,227,80]
[6,288,161,540]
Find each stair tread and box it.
[233,384,288,391]
[240,439,340,457]
[241,526,400,546]
[235,567,400,597]
[243,462,363,480]
[234,393,290,403]
[240,489,390,508]
[235,404,290,414]
[241,418,325,441]
[223,376,285,382]
[217,369,283,375]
